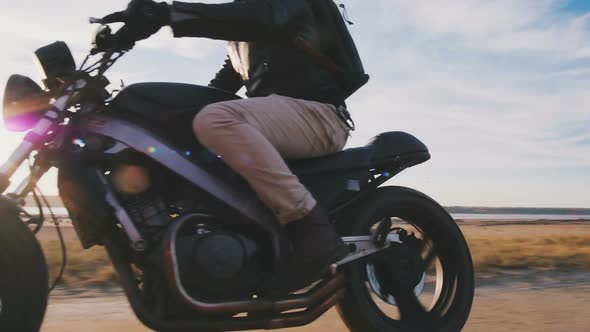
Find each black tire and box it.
[337,186,474,332]
[0,205,49,332]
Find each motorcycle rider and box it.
[109,0,362,293]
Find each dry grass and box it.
[37,223,590,287]
[466,234,590,272]
[40,234,117,287]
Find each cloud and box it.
[336,0,590,206]
[363,0,590,57]
[0,0,588,206]
[344,0,590,162]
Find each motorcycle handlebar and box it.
[90,0,151,24]
[89,11,126,25]
[89,0,160,53]
[89,0,152,53]
[90,25,118,54]
[89,8,130,54]
[89,20,135,54]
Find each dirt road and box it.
[41,279,590,332]
[38,221,590,331]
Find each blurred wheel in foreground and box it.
[0,203,49,332]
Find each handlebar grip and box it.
[91,11,127,25]
[90,0,155,25]
[89,17,104,24]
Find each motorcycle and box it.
[0,8,474,332]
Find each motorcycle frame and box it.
[0,85,430,331]
[71,114,394,331]
[0,110,347,331]
[81,114,279,231]
[79,114,292,261]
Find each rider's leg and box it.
[193,94,350,292]
[193,94,349,225]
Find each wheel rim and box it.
[360,215,462,324]
[0,252,7,319]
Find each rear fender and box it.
[332,185,432,234]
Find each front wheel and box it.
[0,203,49,332]
[337,186,474,332]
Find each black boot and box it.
[270,206,350,294]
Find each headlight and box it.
[2,74,50,132]
[2,41,75,132]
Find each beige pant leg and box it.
[193,94,349,225]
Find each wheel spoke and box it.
[374,251,439,329]
[384,278,441,330]
[390,283,428,319]
[420,241,437,272]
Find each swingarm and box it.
[333,233,403,270]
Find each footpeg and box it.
[331,234,402,271]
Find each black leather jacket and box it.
[169,0,345,106]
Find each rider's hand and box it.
[106,0,171,49]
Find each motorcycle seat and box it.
[110,83,430,176]
[288,132,430,176]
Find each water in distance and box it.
[452,213,590,221]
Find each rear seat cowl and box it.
[367,132,429,162]
[288,132,430,176]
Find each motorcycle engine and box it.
[110,164,267,302]
[163,214,266,301]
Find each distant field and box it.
[39,228,116,286]
[462,222,590,274]
[36,220,590,288]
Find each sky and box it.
[0,0,589,208]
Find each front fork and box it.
[0,86,77,195]
[0,108,61,197]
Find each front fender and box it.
[0,195,21,215]
[58,155,114,249]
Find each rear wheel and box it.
[337,186,474,332]
[0,204,49,332]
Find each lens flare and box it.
[147,146,157,154]
[112,165,151,194]
[72,138,86,147]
